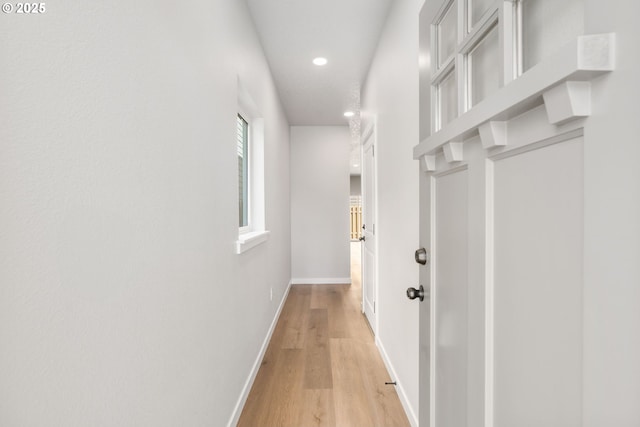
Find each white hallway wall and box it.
[0,1,291,426]
[583,1,640,424]
[360,0,421,424]
[290,126,351,284]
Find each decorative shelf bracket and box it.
[421,155,436,172]
[479,121,508,149]
[543,81,591,125]
[443,142,464,163]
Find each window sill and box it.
[236,230,270,254]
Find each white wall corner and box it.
[421,155,436,172]
[543,81,591,125]
[443,141,464,163]
[479,121,508,149]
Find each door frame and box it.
[360,122,378,335]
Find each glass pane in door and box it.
[469,0,495,29]
[469,25,499,107]
[438,69,457,130]
[437,1,458,68]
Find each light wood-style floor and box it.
[238,243,410,427]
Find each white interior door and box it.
[418,170,432,427]
[361,127,377,333]
[416,1,593,425]
[433,167,469,427]
[419,140,485,427]
[418,126,585,427]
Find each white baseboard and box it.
[290,277,352,285]
[226,280,292,427]
[376,337,419,427]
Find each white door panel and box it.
[418,133,585,427]
[493,138,583,426]
[417,102,587,427]
[434,168,469,427]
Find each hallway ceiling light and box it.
[312,57,328,66]
[245,0,393,124]
[344,111,355,117]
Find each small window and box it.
[237,114,249,229]
[235,78,269,254]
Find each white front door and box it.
[416,0,597,424]
[418,141,484,427]
[433,165,469,427]
[417,124,586,427]
[361,126,377,334]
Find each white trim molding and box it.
[290,277,352,285]
[377,338,419,427]
[479,121,508,149]
[443,141,464,163]
[414,33,615,170]
[421,154,437,172]
[542,81,591,125]
[236,230,270,254]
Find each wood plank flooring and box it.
[238,245,410,427]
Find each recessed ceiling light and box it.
[344,111,355,118]
[313,57,328,66]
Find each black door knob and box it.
[406,285,425,302]
[359,236,366,241]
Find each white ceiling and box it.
[245,0,394,127]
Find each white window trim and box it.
[236,78,268,254]
[238,113,250,233]
[236,230,270,254]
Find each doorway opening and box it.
[350,178,363,296]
